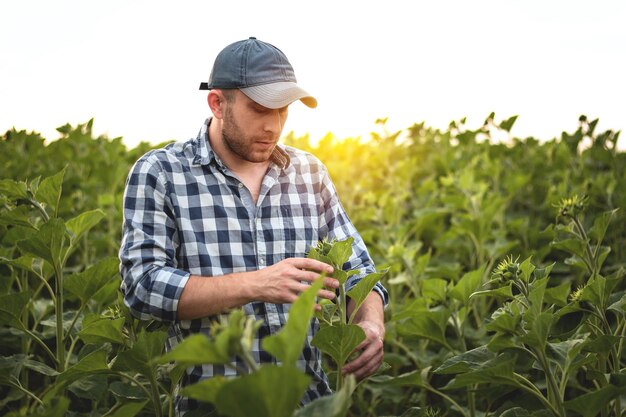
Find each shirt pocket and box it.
[280,204,319,258]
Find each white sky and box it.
[1,1,625,149]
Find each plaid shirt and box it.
[119,118,388,414]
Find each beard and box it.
[221,108,278,163]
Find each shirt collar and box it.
[192,118,290,170]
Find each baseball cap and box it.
[199,37,317,109]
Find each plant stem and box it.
[148,371,163,417]
[9,380,44,407]
[54,263,66,372]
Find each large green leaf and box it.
[17,218,67,266]
[311,324,365,369]
[35,167,66,217]
[587,208,618,244]
[180,376,227,404]
[64,257,119,304]
[0,354,58,385]
[346,271,386,324]
[441,355,519,390]
[470,283,513,300]
[78,314,125,345]
[113,329,168,376]
[395,309,450,347]
[434,345,495,375]
[521,311,553,352]
[56,348,110,387]
[263,277,323,365]
[327,237,354,267]
[294,374,356,417]
[0,291,31,329]
[0,178,29,201]
[421,278,448,303]
[564,384,626,417]
[449,265,485,305]
[66,209,105,245]
[369,369,427,388]
[156,333,229,367]
[213,365,310,417]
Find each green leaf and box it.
[107,400,149,417]
[181,376,227,404]
[580,335,621,354]
[521,311,553,351]
[544,282,571,306]
[581,275,606,306]
[32,397,70,417]
[294,374,356,417]
[155,333,229,367]
[500,408,531,417]
[64,257,119,304]
[587,209,618,244]
[0,291,31,329]
[346,271,386,323]
[311,324,365,370]
[263,277,323,365]
[434,345,495,375]
[0,179,29,201]
[564,384,626,417]
[17,218,67,266]
[78,315,125,345]
[214,365,310,417]
[113,329,168,376]
[499,115,518,132]
[519,256,535,284]
[551,238,588,259]
[35,167,66,217]
[422,278,448,302]
[66,209,105,245]
[109,381,150,401]
[608,292,626,316]
[327,237,354,267]
[485,305,521,334]
[57,348,110,387]
[450,265,485,305]
[0,354,59,385]
[441,355,519,390]
[395,309,450,347]
[470,283,513,300]
[369,369,427,388]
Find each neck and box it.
[208,118,271,175]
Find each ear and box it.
[207,90,224,119]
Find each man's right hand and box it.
[178,258,339,320]
[250,257,339,305]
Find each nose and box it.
[264,109,286,134]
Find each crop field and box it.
[1,114,625,417]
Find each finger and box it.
[323,277,341,290]
[343,349,384,379]
[316,289,337,301]
[290,258,334,274]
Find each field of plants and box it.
[1,114,625,417]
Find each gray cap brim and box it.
[240,81,317,109]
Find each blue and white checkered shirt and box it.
[119,118,388,414]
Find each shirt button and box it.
[238,183,244,188]
[259,258,265,265]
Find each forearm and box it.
[177,272,256,320]
[347,292,385,332]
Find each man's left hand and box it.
[341,316,385,380]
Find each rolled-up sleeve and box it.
[318,166,389,307]
[119,154,190,322]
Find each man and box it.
[119,37,388,414]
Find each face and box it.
[220,90,289,164]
